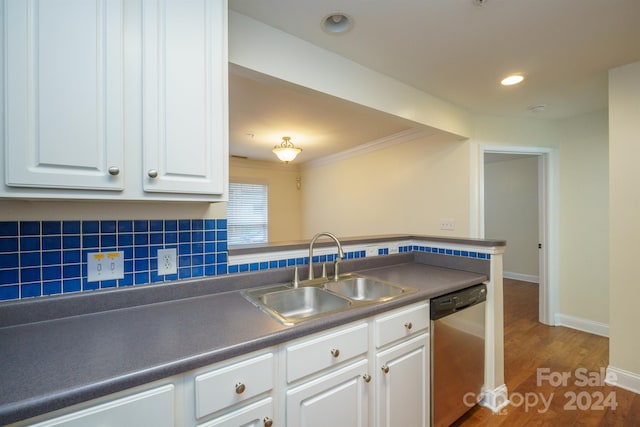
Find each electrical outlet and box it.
[440,219,455,231]
[87,251,124,282]
[158,248,177,275]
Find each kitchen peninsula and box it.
[0,235,506,426]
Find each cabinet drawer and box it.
[374,302,429,348]
[286,322,368,383]
[195,352,274,419]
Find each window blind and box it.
[227,182,268,245]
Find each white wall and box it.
[484,155,539,279]
[609,60,640,379]
[558,111,609,325]
[300,133,471,239]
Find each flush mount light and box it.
[322,13,353,34]
[501,74,525,86]
[272,136,302,163]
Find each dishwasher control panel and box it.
[430,283,486,320]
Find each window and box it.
[227,182,268,245]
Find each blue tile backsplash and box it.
[0,219,228,301]
[0,220,493,302]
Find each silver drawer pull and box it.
[148,169,158,178]
[263,416,273,427]
[108,166,120,176]
[381,365,390,374]
[235,382,246,394]
[331,348,340,358]
[362,373,372,383]
[404,322,413,330]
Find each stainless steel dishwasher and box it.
[431,283,487,427]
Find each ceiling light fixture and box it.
[272,136,302,163]
[501,74,525,86]
[322,13,353,34]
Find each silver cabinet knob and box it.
[235,382,246,394]
[381,365,390,374]
[330,348,340,358]
[404,322,413,330]
[263,417,273,427]
[362,373,372,383]
[148,169,158,178]
[108,166,120,176]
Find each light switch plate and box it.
[87,251,124,282]
[439,219,455,231]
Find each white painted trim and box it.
[480,383,509,413]
[503,271,539,283]
[472,143,559,326]
[555,313,609,337]
[606,365,640,394]
[304,128,433,169]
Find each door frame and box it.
[470,144,558,325]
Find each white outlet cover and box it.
[158,248,177,275]
[87,251,124,282]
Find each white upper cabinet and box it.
[1,0,228,201]
[142,0,227,195]
[4,0,125,191]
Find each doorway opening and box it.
[474,145,558,325]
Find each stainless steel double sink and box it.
[241,275,417,325]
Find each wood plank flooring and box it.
[452,279,640,426]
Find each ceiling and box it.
[228,0,640,163]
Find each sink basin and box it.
[242,275,416,325]
[249,286,351,325]
[324,277,406,301]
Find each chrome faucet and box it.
[308,232,345,281]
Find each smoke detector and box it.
[528,104,547,113]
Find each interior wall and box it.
[484,155,539,279]
[608,60,640,376]
[229,158,302,242]
[471,112,609,327]
[300,133,470,239]
[558,110,609,325]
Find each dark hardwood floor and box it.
[453,279,640,426]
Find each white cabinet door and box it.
[375,332,430,427]
[29,384,175,427]
[286,359,369,427]
[142,0,227,195]
[5,0,125,191]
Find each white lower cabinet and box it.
[13,301,430,427]
[26,384,175,427]
[375,333,430,427]
[191,349,276,427]
[286,359,369,427]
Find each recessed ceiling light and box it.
[322,13,353,34]
[501,74,525,86]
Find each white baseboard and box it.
[480,384,510,413]
[606,365,640,394]
[503,271,539,283]
[555,313,609,337]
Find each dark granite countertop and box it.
[0,252,491,425]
